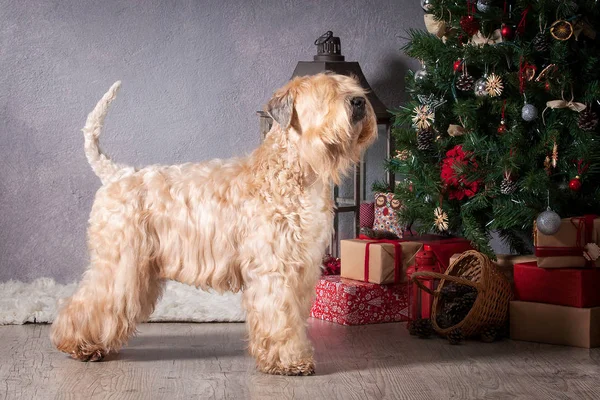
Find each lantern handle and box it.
[315,31,333,45]
[411,271,482,296]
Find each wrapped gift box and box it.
[449,253,536,284]
[310,275,410,325]
[514,261,600,308]
[535,215,600,268]
[340,239,421,284]
[341,237,472,285]
[510,301,600,348]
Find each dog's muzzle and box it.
[350,97,366,123]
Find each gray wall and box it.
[0,0,423,283]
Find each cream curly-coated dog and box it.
[51,73,377,375]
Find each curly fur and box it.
[50,73,377,375]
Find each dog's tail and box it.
[82,81,131,184]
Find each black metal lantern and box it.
[258,31,394,256]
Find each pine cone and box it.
[480,326,498,343]
[447,328,464,345]
[417,129,434,151]
[436,312,453,330]
[456,74,475,92]
[578,108,599,131]
[500,177,517,195]
[441,283,476,300]
[533,33,550,52]
[408,318,433,338]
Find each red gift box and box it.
[406,238,474,319]
[310,275,410,325]
[514,261,600,308]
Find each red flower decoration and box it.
[440,145,481,201]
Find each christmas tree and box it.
[384,0,600,254]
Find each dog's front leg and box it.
[243,268,318,376]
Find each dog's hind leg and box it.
[51,214,163,361]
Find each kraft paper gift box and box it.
[510,301,600,348]
[535,215,600,268]
[340,239,423,284]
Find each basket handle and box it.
[411,271,482,296]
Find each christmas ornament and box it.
[395,149,411,161]
[550,20,573,41]
[424,13,448,39]
[480,326,498,343]
[440,145,481,200]
[448,124,467,137]
[498,100,507,134]
[434,207,449,232]
[532,32,550,52]
[485,73,503,97]
[544,155,552,174]
[414,68,428,82]
[578,108,599,131]
[497,119,506,134]
[460,15,480,36]
[412,105,434,129]
[474,76,488,97]
[453,59,463,72]
[470,29,502,46]
[500,172,517,195]
[417,94,447,111]
[447,329,465,345]
[420,0,433,12]
[417,129,434,151]
[584,243,600,262]
[408,318,433,338]
[536,207,561,235]
[521,103,538,121]
[476,0,492,13]
[552,141,558,169]
[569,176,582,191]
[456,73,475,91]
[501,23,515,40]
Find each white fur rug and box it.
[0,278,245,325]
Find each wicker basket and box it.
[411,250,513,338]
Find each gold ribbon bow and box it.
[542,91,586,125]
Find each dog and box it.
[51,73,377,375]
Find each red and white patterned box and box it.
[310,275,411,325]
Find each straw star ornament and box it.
[412,104,434,130]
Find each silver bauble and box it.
[474,77,488,97]
[476,0,492,12]
[414,69,428,82]
[421,0,434,12]
[521,103,538,121]
[536,208,562,235]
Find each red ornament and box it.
[501,23,515,40]
[453,60,463,72]
[460,15,480,36]
[544,81,551,92]
[569,176,582,191]
[497,122,507,134]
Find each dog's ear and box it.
[266,89,294,129]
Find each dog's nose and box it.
[350,97,365,109]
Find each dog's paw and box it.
[259,359,315,376]
[70,348,106,362]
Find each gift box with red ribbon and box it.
[535,215,600,268]
[514,261,600,308]
[310,275,410,325]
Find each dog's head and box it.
[265,73,378,184]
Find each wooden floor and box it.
[1,320,599,400]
